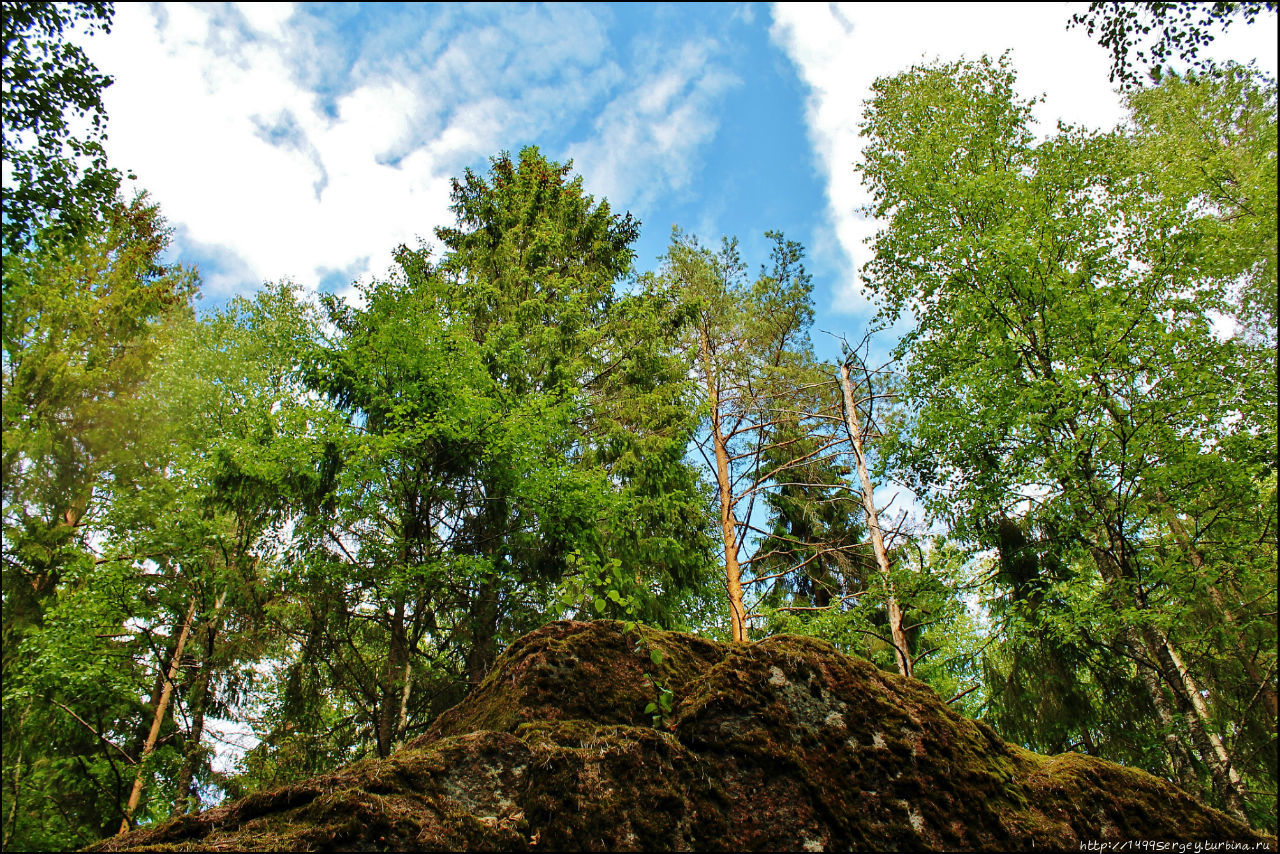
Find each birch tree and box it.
[859,56,1276,824]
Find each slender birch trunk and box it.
[1158,498,1278,727]
[4,704,30,847]
[1127,627,1199,792]
[1088,537,1248,821]
[1150,629,1248,821]
[120,597,197,833]
[396,659,413,747]
[838,362,911,678]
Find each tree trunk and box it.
[1159,499,1278,728]
[129,636,175,763]
[120,597,197,833]
[173,590,227,816]
[376,598,408,759]
[465,578,500,686]
[396,659,413,747]
[3,704,30,848]
[1148,627,1248,821]
[1088,535,1248,822]
[172,669,210,816]
[1079,726,1097,756]
[695,329,746,642]
[700,335,746,643]
[1127,627,1200,793]
[838,362,911,678]
[712,411,746,643]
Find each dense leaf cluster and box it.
[2,1,122,253]
[860,54,1276,827]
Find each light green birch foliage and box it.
[859,55,1276,825]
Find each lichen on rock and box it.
[87,621,1271,852]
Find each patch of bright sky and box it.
[87,1,1276,365]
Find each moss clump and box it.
[415,621,721,741]
[88,621,1270,852]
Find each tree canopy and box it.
[1,0,122,252]
[1,3,1275,848]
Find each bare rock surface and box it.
[88,620,1267,851]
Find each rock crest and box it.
[90,620,1265,851]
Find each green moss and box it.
[88,621,1270,853]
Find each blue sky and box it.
[88,2,1277,366]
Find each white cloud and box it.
[87,3,622,299]
[769,1,1278,317]
[90,4,444,296]
[84,3,745,300]
[238,1,294,39]
[567,39,739,214]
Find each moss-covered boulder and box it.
[89,621,1268,852]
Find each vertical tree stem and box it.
[701,332,746,642]
[173,589,227,816]
[119,597,197,834]
[838,362,912,678]
[396,659,412,747]
[1158,495,1278,727]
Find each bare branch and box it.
[47,697,137,766]
[946,685,980,705]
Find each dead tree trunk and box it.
[838,361,911,678]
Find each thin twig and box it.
[47,698,137,765]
